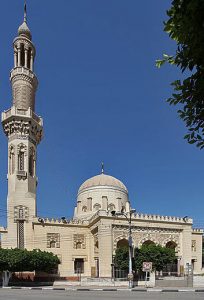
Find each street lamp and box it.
[111,208,136,288]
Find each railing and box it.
[2,107,43,125]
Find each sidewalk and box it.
[2,286,204,292]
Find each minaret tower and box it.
[1,3,43,249]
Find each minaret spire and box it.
[101,162,104,174]
[24,1,27,23]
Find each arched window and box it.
[121,206,126,213]
[82,206,87,212]
[20,43,25,67]
[50,240,56,248]
[142,240,155,246]
[29,147,36,176]
[93,203,101,211]
[27,48,31,69]
[166,241,177,250]
[18,144,26,171]
[117,238,129,248]
[9,145,15,175]
[19,208,24,219]
[76,242,82,249]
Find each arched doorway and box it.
[162,241,178,277]
[114,238,129,280]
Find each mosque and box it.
[0,5,203,280]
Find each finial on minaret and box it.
[24,0,27,23]
[101,162,104,174]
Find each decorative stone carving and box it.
[113,225,180,251]
[73,234,86,249]
[93,203,101,211]
[14,205,29,222]
[17,143,27,155]
[108,203,115,211]
[3,118,43,144]
[47,233,60,248]
[192,240,196,252]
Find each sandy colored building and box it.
[0,6,203,280]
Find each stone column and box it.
[17,46,21,67]
[126,201,130,213]
[87,197,92,211]
[30,52,33,71]
[14,51,17,67]
[25,49,28,68]
[102,196,108,210]
[98,219,112,277]
[177,257,181,276]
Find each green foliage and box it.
[0,248,60,273]
[134,244,176,271]
[114,247,129,270]
[157,0,204,149]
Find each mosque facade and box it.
[0,6,203,279]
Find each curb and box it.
[2,286,204,292]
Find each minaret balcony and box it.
[10,66,36,79]
[1,106,43,144]
[1,106,43,126]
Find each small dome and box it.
[18,21,32,40]
[78,173,128,194]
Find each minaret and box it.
[1,3,43,249]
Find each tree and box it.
[156,0,204,149]
[134,244,176,271]
[114,247,129,270]
[0,248,60,287]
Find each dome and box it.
[78,173,128,194]
[18,21,32,40]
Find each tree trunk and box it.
[2,271,12,287]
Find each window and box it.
[20,43,25,66]
[29,147,36,176]
[18,145,26,171]
[76,242,82,249]
[82,206,87,212]
[27,48,31,69]
[9,145,15,175]
[19,208,24,219]
[74,258,84,273]
[17,220,24,249]
[47,233,60,248]
[50,240,56,248]
[121,206,126,213]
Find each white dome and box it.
[78,173,128,194]
[18,21,32,40]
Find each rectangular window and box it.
[17,221,24,249]
[74,258,84,274]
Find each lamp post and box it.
[112,208,136,289]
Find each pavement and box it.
[2,286,204,292]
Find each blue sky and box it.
[0,0,203,228]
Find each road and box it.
[0,289,203,300]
